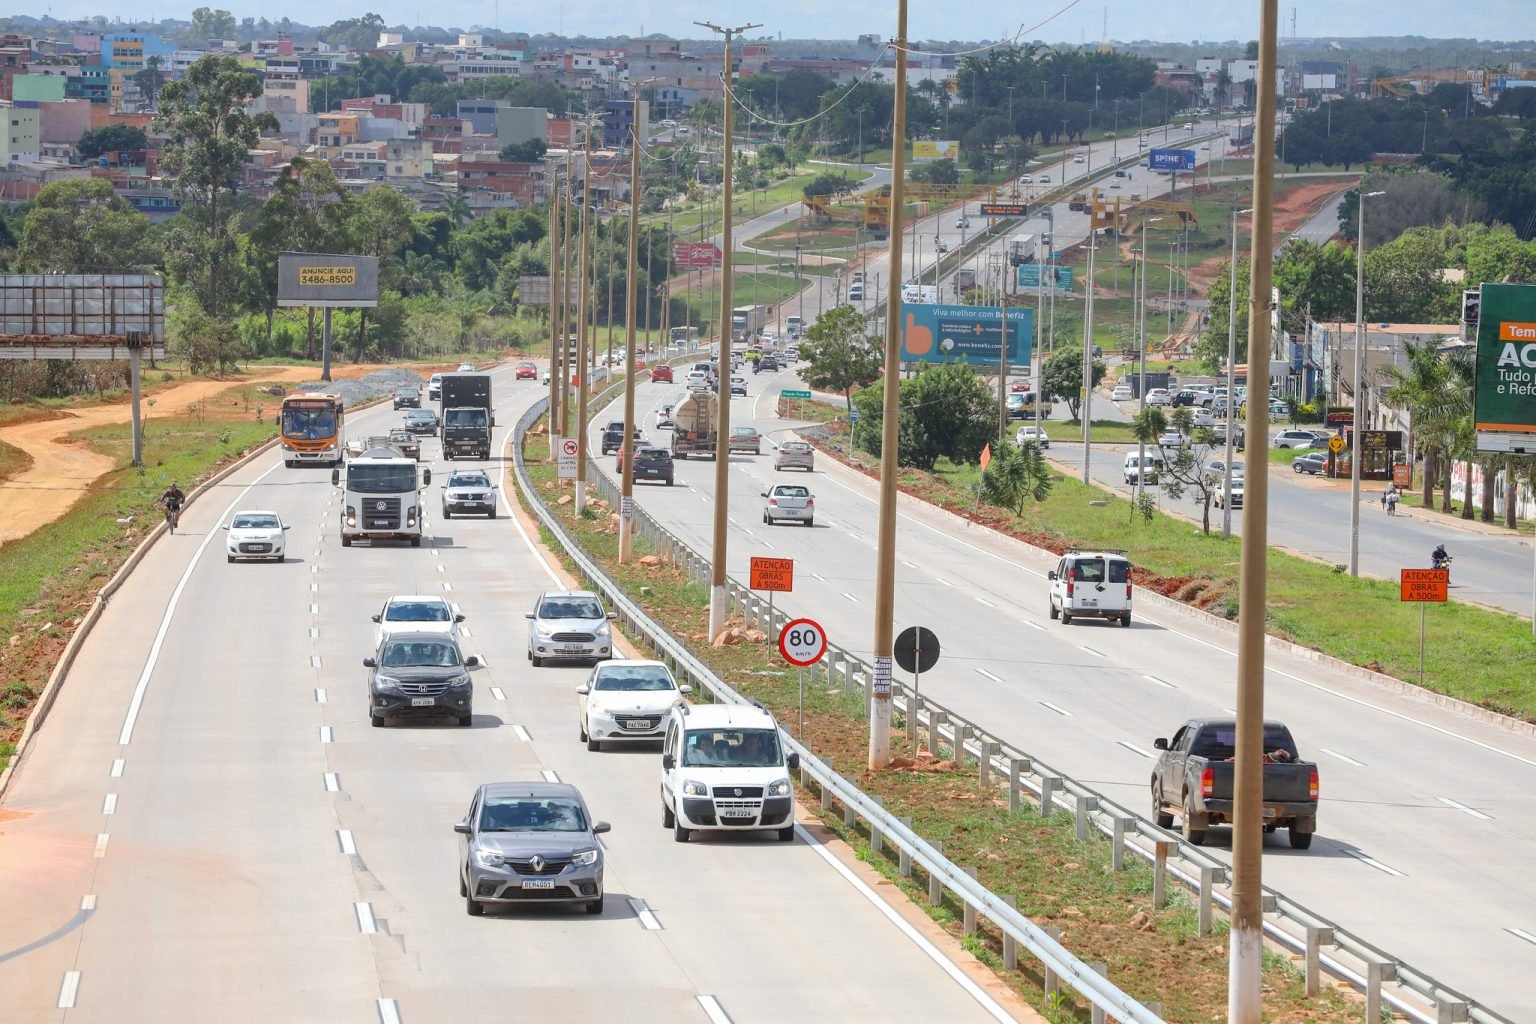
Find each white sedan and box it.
[372,594,464,649]
[577,660,691,750]
[1111,384,1134,401]
[223,510,290,563]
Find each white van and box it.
[1048,549,1133,627]
[1123,451,1164,486]
[661,702,799,842]
[847,282,864,302]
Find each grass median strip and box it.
[514,419,1363,1024]
[808,433,1536,723]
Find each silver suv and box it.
[456,782,610,916]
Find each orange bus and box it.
[279,393,345,467]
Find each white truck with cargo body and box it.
[332,444,432,547]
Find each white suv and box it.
[1048,549,1133,627]
[661,702,799,843]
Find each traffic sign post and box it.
[779,617,827,742]
[893,626,940,748]
[780,389,811,420]
[1400,568,1449,688]
[750,556,793,634]
[556,437,579,479]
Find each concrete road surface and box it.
[587,364,1536,1021]
[0,362,1019,1024]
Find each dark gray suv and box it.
[364,631,478,727]
[456,782,610,916]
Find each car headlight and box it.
[535,624,555,637]
[595,622,611,636]
[766,778,792,797]
[447,673,471,689]
[682,779,709,797]
[474,849,505,868]
[372,675,402,691]
[571,848,599,867]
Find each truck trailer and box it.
[670,393,719,460]
[439,373,494,459]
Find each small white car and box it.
[1214,478,1244,509]
[527,590,616,666]
[762,483,814,526]
[1048,549,1133,627]
[955,215,970,229]
[1014,425,1050,449]
[223,510,290,563]
[541,369,551,385]
[1158,430,1188,449]
[1111,384,1134,402]
[655,405,675,429]
[1191,408,1216,427]
[372,594,464,649]
[661,702,799,842]
[1145,388,1172,406]
[578,660,692,750]
[1020,174,1033,184]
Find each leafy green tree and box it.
[1274,239,1355,324]
[1382,336,1465,509]
[18,179,152,273]
[802,172,851,199]
[154,55,278,314]
[1041,347,1106,420]
[1364,228,1459,323]
[169,295,243,375]
[134,55,166,107]
[757,143,786,171]
[499,138,548,163]
[76,123,149,159]
[454,208,546,292]
[319,13,386,53]
[190,6,237,39]
[852,361,993,470]
[243,156,351,345]
[1158,408,1222,534]
[981,438,1052,515]
[799,305,879,416]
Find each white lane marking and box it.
[513,725,532,742]
[354,901,378,934]
[937,578,954,588]
[1438,797,1492,821]
[1321,748,1365,767]
[490,686,506,701]
[699,496,709,503]
[377,998,403,1024]
[541,770,561,783]
[903,560,920,569]
[1344,849,1405,877]
[498,436,563,586]
[841,592,858,603]
[1079,645,1105,658]
[1507,927,1536,947]
[976,597,997,608]
[310,583,318,592]
[309,628,319,639]
[1222,707,1238,716]
[728,517,737,525]
[628,896,663,930]
[442,582,453,591]
[310,603,319,614]
[57,971,81,1009]
[794,824,1018,1023]
[315,688,328,704]
[975,668,1005,683]
[1023,620,1046,631]
[319,726,334,743]
[436,564,445,572]
[811,572,826,582]
[109,758,124,778]
[1145,674,1176,689]
[102,794,117,815]
[1039,701,1071,717]
[337,829,357,855]
[311,564,319,574]
[117,461,283,744]
[323,772,340,792]
[696,996,734,1024]
[1118,741,1154,758]
[93,833,109,858]
[461,625,472,637]
[761,540,775,549]
[80,894,97,911]
[310,655,323,669]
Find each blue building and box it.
[99,33,175,71]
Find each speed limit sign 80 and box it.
[778,617,827,666]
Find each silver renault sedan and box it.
[456,782,610,916]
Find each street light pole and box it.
[619,90,646,563]
[1350,189,1385,577]
[1223,206,1253,540]
[548,162,564,455]
[1229,2,1280,1018]
[1081,230,1096,484]
[696,18,762,639]
[870,0,909,770]
[575,134,594,514]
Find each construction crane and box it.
[1088,189,1198,233]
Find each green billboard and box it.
[1473,282,1536,453]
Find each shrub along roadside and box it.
[513,420,1363,1024]
[806,432,1536,724]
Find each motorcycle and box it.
[1432,554,1453,577]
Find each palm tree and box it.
[1381,338,1465,510]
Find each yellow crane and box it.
[1088,189,1198,233]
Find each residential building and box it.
[0,34,35,101]
[36,98,90,148]
[316,112,361,149]
[1,100,42,164]
[456,157,545,205]
[600,98,648,149]
[11,74,66,103]
[495,106,546,149]
[100,33,175,72]
[457,99,506,135]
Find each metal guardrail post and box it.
[1305,926,1334,996]
[979,742,998,787]
[1008,759,1024,812]
[898,816,913,877]
[929,710,947,755]
[842,778,857,827]
[1076,796,1098,842]
[1043,925,1061,999]
[870,796,884,855]
[1198,866,1217,935]
[1154,841,1171,908]
[1090,963,1109,1024]
[1039,776,1060,817]
[1112,817,1134,871]
[962,867,978,937]
[1002,895,1019,969]
[1437,1001,1470,1023]
[953,724,969,765]
[1367,962,1399,1023]
[907,695,922,746]
[928,841,944,906]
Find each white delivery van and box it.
[1123,451,1164,486]
[1047,549,1133,627]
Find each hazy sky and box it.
[68,1,1535,45]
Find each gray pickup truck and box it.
[1151,718,1319,850]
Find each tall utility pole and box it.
[1080,225,1097,485]
[1350,189,1385,576]
[869,4,909,771]
[1223,206,1253,540]
[1229,1,1279,1019]
[548,162,565,454]
[619,93,645,563]
[575,131,594,514]
[697,18,761,639]
[1135,218,1151,503]
[559,153,576,438]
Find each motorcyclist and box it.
[1431,543,1449,569]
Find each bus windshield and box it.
[346,464,417,494]
[283,405,337,440]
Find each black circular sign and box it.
[894,626,940,674]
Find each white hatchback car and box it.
[223,510,290,563]
[1145,388,1172,406]
[1014,425,1050,449]
[577,660,692,750]
[372,594,464,649]
[1111,384,1134,402]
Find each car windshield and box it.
[518,363,535,370]
[539,597,604,619]
[407,412,433,423]
[386,600,450,622]
[346,464,417,493]
[479,797,588,833]
[782,443,809,452]
[395,388,416,396]
[444,409,486,426]
[774,486,809,498]
[281,406,336,439]
[593,667,676,692]
[732,428,756,437]
[683,728,783,768]
[1190,724,1298,760]
[1070,558,1130,584]
[449,474,490,488]
[380,640,460,667]
[232,514,280,529]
